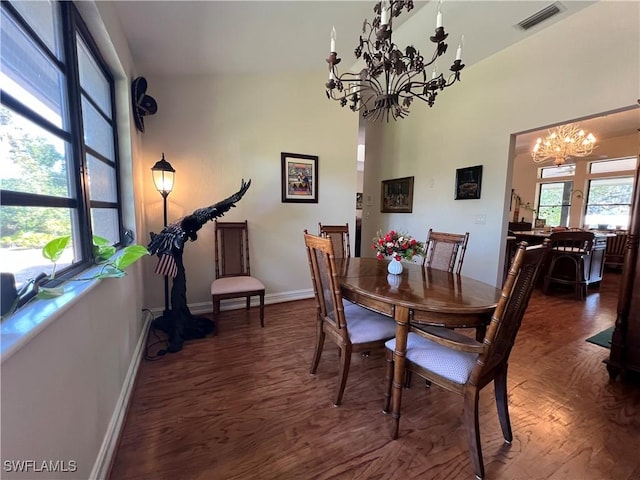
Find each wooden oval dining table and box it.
[336,257,503,439]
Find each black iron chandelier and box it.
[325,0,464,122]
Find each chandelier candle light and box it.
[531,124,597,166]
[325,0,465,122]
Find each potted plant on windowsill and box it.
[1,236,148,318]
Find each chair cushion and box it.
[211,276,265,295]
[385,332,478,385]
[343,302,396,344]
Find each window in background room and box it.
[584,157,637,230]
[537,181,573,227]
[0,1,121,288]
[539,164,576,179]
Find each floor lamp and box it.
[151,153,175,316]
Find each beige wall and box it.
[139,72,359,312]
[362,1,640,286]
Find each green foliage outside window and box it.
[0,107,71,248]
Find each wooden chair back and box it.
[304,231,348,336]
[214,220,252,278]
[473,240,550,385]
[605,232,628,269]
[422,229,469,274]
[547,230,594,254]
[318,222,351,259]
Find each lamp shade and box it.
[151,153,175,196]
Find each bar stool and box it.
[543,231,595,300]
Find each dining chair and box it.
[422,228,470,274]
[318,222,351,259]
[604,231,628,271]
[211,220,265,327]
[542,230,595,300]
[383,240,550,480]
[303,231,396,406]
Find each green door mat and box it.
[586,326,614,349]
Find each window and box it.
[537,181,573,227]
[1,1,121,288]
[540,164,575,179]
[584,157,637,229]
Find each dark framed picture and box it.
[281,152,318,203]
[455,165,483,200]
[356,192,363,210]
[381,176,414,213]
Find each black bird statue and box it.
[148,179,251,353]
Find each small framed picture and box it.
[281,152,318,203]
[455,165,483,200]
[535,218,546,228]
[356,192,363,210]
[381,176,414,213]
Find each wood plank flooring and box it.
[110,272,640,480]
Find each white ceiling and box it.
[111,1,639,144]
[112,1,595,76]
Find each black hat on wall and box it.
[131,77,158,133]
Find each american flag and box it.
[154,254,177,278]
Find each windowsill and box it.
[0,264,106,364]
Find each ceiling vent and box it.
[517,2,563,30]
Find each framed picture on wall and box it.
[381,176,414,213]
[356,192,363,210]
[455,165,483,200]
[281,152,318,203]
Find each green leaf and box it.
[92,235,110,246]
[42,236,71,262]
[95,245,116,263]
[114,245,149,270]
[36,286,65,299]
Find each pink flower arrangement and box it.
[372,229,424,261]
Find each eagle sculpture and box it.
[147,179,251,353]
[148,178,251,263]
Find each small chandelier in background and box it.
[325,0,465,122]
[531,124,597,166]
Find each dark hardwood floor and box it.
[110,272,640,479]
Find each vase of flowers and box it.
[372,229,425,275]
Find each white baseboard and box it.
[89,310,153,479]
[151,288,315,316]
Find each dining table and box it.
[336,257,503,439]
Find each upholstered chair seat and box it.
[386,331,478,385]
[211,276,265,296]
[343,302,397,343]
